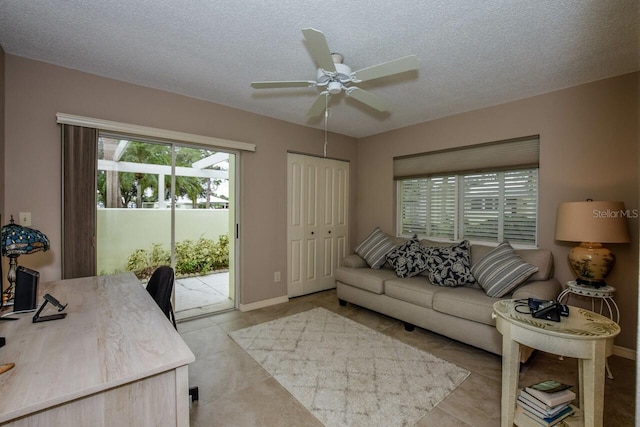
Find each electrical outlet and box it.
[274,271,281,283]
[19,212,31,226]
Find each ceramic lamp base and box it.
[568,242,615,287]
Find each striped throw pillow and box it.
[355,228,396,269]
[471,242,539,297]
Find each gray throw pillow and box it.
[471,241,539,297]
[386,236,429,278]
[423,240,475,287]
[355,227,396,269]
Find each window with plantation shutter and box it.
[395,136,539,246]
[503,169,538,244]
[462,172,500,241]
[399,176,457,238]
[399,179,429,235]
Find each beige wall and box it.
[3,55,359,306]
[358,72,639,350]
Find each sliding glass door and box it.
[96,134,236,319]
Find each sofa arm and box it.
[512,278,562,301]
[341,254,369,268]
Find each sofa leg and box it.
[338,299,347,307]
[403,322,415,332]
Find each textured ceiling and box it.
[0,1,638,138]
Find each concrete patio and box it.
[175,271,234,320]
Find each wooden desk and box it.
[0,273,195,426]
[493,300,620,427]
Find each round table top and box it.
[566,281,616,297]
[493,299,620,340]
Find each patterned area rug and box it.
[229,308,470,427]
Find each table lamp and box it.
[1,215,50,301]
[555,200,630,287]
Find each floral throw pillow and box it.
[423,240,476,287]
[386,236,429,278]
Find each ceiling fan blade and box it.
[346,87,390,112]
[302,28,336,73]
[352,55,419,83]
[307,92,331,117]
[251,81,316,89]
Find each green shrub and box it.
[126,236,229,280]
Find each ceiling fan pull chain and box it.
[324,93,330,158]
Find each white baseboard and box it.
[239,295,289,312]
[613,345,636,360]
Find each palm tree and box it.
[120,142,170,207]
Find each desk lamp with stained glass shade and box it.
[555,200,631,287]
[1,215,50,303]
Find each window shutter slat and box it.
[503,169,538,245]
[429,176,456,238]
[462,173,499,241]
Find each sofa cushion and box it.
[432,287,499,326]
[335,266,398,294]
[355,227,396,269]
[423,240,476,287]
[516,249,554,281]
[419,239,455,248]
[384,277,439,309]
[340,254,368,269]
[471,242,539,297]
[386,236,429,278]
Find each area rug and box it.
[229,307,470,427]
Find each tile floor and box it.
[175,272,233,320]
[178,289,636,427]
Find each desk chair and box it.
[146,266,199,402]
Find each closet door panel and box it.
[287,154,305,297]
[288,154,349,297]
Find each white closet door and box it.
[287,153,349,297]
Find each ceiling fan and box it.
[251,28,419,118]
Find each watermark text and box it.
[593,209,639,219]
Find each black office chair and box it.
[146,266,199,402]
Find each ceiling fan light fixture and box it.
[328,81,342,94]
[330,53,344,64]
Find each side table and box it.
[493,299,620,427]
[558,281,619,322]
[558,281,619,379]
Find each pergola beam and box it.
[113,140,130,161]
[98,160,228,179]
[192,152,229,169]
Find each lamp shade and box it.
[555,201,630,243]
[1,219,50,256]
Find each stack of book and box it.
[515,380,577,426]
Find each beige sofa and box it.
[336,239,562,356]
